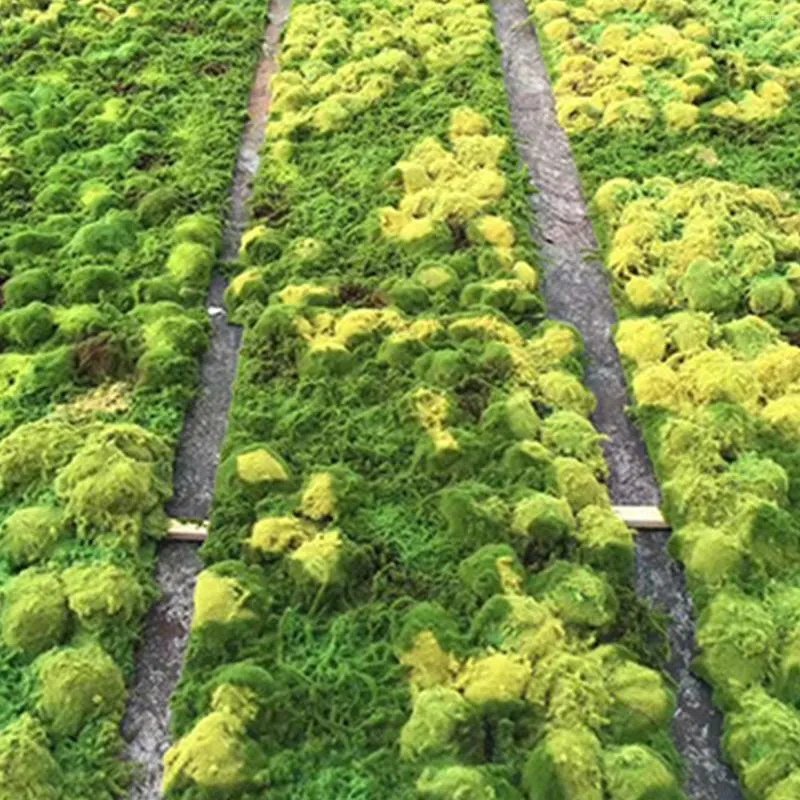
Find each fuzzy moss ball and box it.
[0,302,55,349]
[0,714,62,800]
[1,570,68,656]
[532,561,618,628]
[35,643,126,737]
[458,544,524,600]
[512,492,575,545]
[62,563,146,629]
[0,505,64,567]
[416,765,497,799]
[523,726,603,800]
[603,744,683,800]
[554,457,610,511]
[1,268,51,308]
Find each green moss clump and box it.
[54,423,172,545]
[512,492,574,545]
[727,454,789,506]
[0,506,64,567]
[554,457,610,512]
[69,212,137,255]
[440,483,510,549]
[1,570,68,656]
[481,390,540,440]
[416,765,498,799]
[0,714,62,800]
[523,726,603,800]
[0,302,55,349]
[603,745,684,800]
[167,242,215,287]
[65,265,122,304]
[400,685,482,761]
[749,276,795,316]
[531,561,618,628]
[575,506,635,578]
[458,544,524,600]
[1,268,51,308]
[542,411,608,477]
[62,563,146,629]
[35,643,126,737]
[175,214,221,249]
[287,530,370,600]
[137,187,180,227]
[0,419,83,492]
[724,687,800,798]
[679,259,741,313]
[695,590,776,706]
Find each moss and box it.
[458,544,524,600]
[235,446,290,485]
[247,515,315,558]
[615,318,668,367]
[240,224,284,264]
[35,643,126,737]
[1,268,51,308]
[0,302,55,348]
[162,709,260,793]
[174,214,220,249]
[606,660,675,739]
[532,561,618,628]
[62,563,146,630]
[679,259,741,313]
[575,505,635,578]
[287,530,369,597]
[512,492,575,546]
[400,685,481,760]
[137,187,180,227]
[0,418,83,492]
[0,505,64,567]
[554,457,610,511]
[538,370,596,417]
[69,212,137,255]
[523,727,603,800]
[727,454,788,507]
[671,524,743,589]
[481,390,540,440]
[166,242,215,287]
[454,651,532,705]
[542,411,608,477]
[695,590,776,705]
[603,745,684,799]
[0,714,62,800]
[1,570,68,656]
[191,568,258,630]
[724,687,800,798]
[471,594,566,661]
[54,423,171,545]
[749,276,795,316]
[416,765,496,799]
[722,316,780,359]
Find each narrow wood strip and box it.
[166,520,209,542]
[613,505,668,530]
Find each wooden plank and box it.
[612,505,668,530]
[167,519,208,542]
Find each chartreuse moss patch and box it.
[526,0,800,795]
[0,0,269,795]
[167,0,683,796]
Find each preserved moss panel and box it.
[0,0,270,796]
[167,0,684,797]
[526,0,800,797]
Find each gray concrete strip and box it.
[121,1,292,795]
[490,1,742,797]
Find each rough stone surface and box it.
[491,1,742,797]
[122,2,292,796]
[121,543,202,799]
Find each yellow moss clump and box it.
[615,319,667,367]
[454,651,532,705]
[288,530,343,586]
[191,571,256,630]
[301,472,337,520]
[278,283,334,306]
[235,448,289,484]
[248,516,315,556]
[379,109,518,254]
[400,630,461,693]
[763,394,800,440]
[413,388,459,453]
[664,100,700,132]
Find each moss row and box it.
[167,0,684,797]
[0,0,269,796]
[528,0,800,797]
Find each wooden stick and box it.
[612,505,668,530]
[166,520,209,542]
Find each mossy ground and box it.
[168,0,683,797]
[528,0,800,796]
[0,0,268,795]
